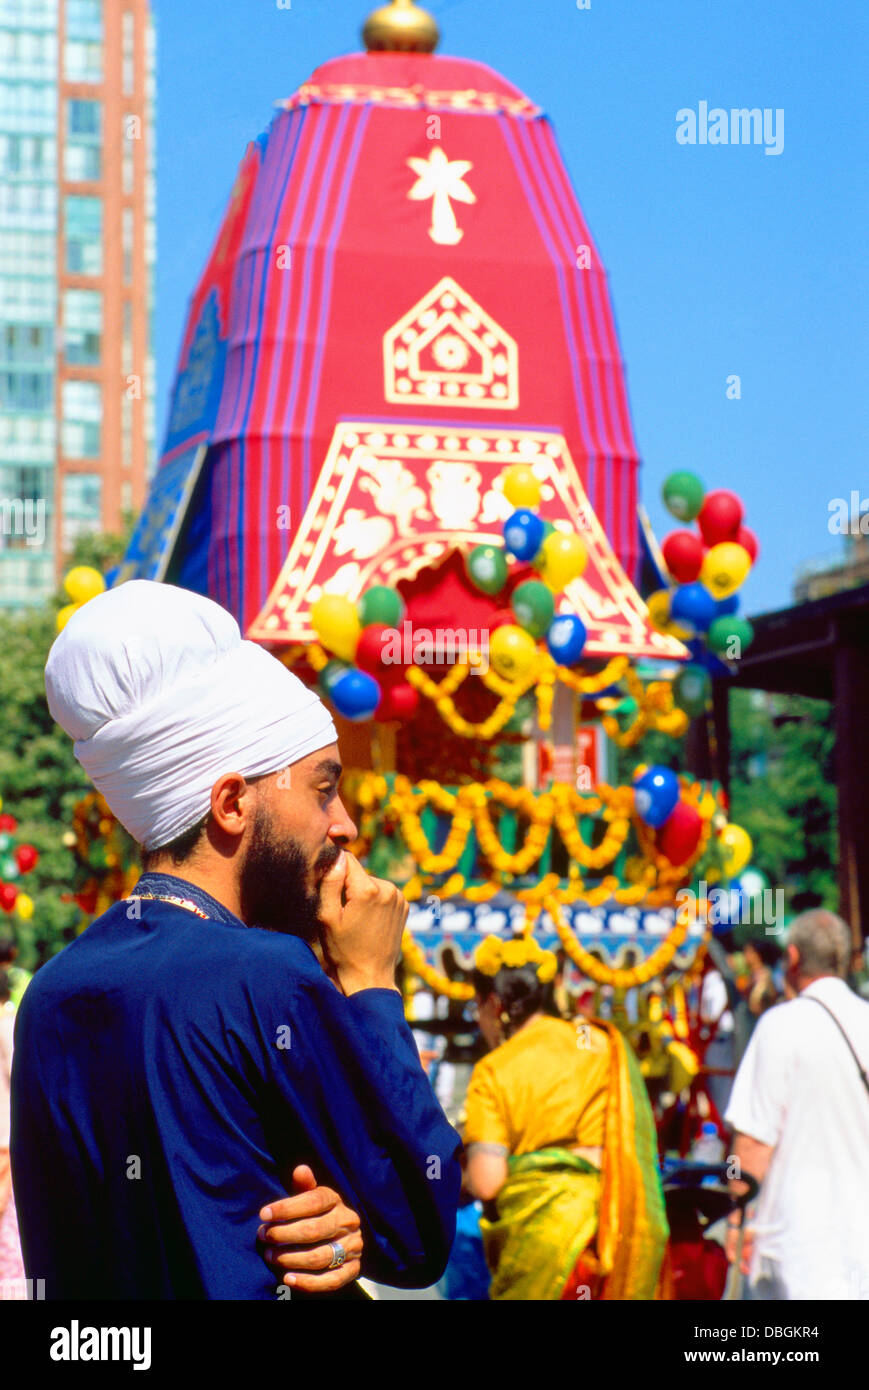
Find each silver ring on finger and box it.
[327,1240,347,1269]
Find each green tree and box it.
[728,689,837,910]
[0,521,136,968]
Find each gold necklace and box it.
[127,892,210,920]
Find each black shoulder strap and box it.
[801,996,869,1098]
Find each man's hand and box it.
[725,1220,754,1275]
[257,1165,363,1293]
[317,850,407,996]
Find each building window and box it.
[64,40,102,83]
[62,472,102,551]
[0,371,52,411]
[122,11,134,96]
[122,205,133,283]
[121,114,135,193]
[65,194,102,274]
[61,379,101,458]
[121,298,133,374]
[63,288,102,365]
[66,0,103,34]
[64,142,100,181]
[65,101,101,181]
[1,324,52,363]
[121,392,132,468]
[67,99,100,136]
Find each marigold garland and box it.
[546,895,696,989]
[473,933,558,983]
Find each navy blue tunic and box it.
[10,873,461,1300]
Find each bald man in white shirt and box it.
[724,909,869,1300]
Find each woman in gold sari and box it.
[463,936,670,1300]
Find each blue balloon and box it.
[330,668,381,722]
[686,636,731,677]
[670,582,717,634]
[545,613,587,666]
[503,509,545,562]
[714,593,740,617]
[633,766,680,828]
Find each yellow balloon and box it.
[538,531,587,591]
[64,565,105,604]
[15,892,34,920]
[489,624,538,682]
[310,594,360,662]
[501,465,541,509]
[700,542,751,600]
[646,590,692,642]
[56,602,80,633]
[646,589,672,633]
[720,823,753,878]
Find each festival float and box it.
[68,1,766,1140]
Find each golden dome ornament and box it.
[362,0,440,53]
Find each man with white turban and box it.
[11,581,460,1300]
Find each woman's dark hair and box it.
[746,936,781,968]
[472,964,545,1036]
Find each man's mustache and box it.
[314,843,342,878]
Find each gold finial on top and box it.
[362,0,440,54]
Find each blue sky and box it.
[151,0,868,617]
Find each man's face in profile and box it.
[238,744,356,940]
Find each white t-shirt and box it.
[700,968,734,1034]
[725,976,869,1300]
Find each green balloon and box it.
[466,544,508,596]
[510,580,555,638]
[358,585,404,628]
[707,616,754,658]
[1,856,18,880]
[319,658,352,696]
[0,833,10,853]
[673,663,711,716]
[662,471,705,522]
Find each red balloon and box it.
[662,530,704,584]
[0,814,17,832]
[657,800,703,866]
[0,882,18,912]
[376,682,419,721]
[484,607,517,636]
[15,844,38,873]
[698,491,743,546]
[736,526,759,564]
[355,624,397,676]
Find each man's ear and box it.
[785,943,799,972]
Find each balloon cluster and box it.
[650,474,758,716]
[311,586,418,723]
[466,465,589,681]
[309,465,591,717]
[0,801,39,918]
[632,767,704,864]
[57,566,106,632]
[632,766,754,874]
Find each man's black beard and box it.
[239,807,341,941]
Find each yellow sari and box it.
[465,1017,670,1300]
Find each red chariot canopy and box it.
[119,47,682,661]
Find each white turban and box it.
[44,580,337,851]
